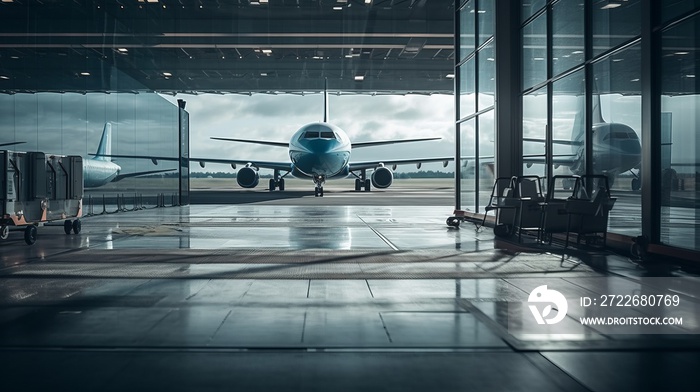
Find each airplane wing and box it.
[113,169,177,182]
[521,154,578,166]
[92,153,292,172]
[0,141,26,147]
[210,137,289,148]
[349,157,453,171]
[352,137,441,148]
[459,154,577,167]
[523,137,583,146]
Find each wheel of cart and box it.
[23,225,37,245]
[0,225,9,240]
[446,215,461,228]
[72,219,81,234]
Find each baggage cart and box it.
[1,150,83,245]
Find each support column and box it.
[495,0,522,179]
[641,0,661,243]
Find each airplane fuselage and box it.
[83,159,121,188]
[578,123,642,177]
[288,122,351,179]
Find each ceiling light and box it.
[572,50,584,54]
[601,2,621,9]
[146,0,159,3]
[0,75,10,80]
[345,54,353,58]
[365,0,372,3]
[612,58,624,62]
[260,0,269,3]
[486,57,495,61]
[162,72,172,77]
[261,49,272,54]
[1,0,15,3]
[686,74,696,78]
[261,72,268,76]
[354,75,364,81]
[533,57,545,61]
[446,74,455,79]
[80,72,91,76]
[117,48,128,53]
[674,51,689,55]
[630,78,640,82]
[333,6,343,10]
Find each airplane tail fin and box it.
[323,78,329,123]
[592,92,605,124]
[94,122,112,162]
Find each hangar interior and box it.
[1,0,700,391]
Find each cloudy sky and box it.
[161,92,456,173]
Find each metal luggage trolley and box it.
[509,175,546,242]
[446,176,516,230]
[563,175,616,248]
[447,176,545,241]
[539,175,580,244]
[1,150,84,245]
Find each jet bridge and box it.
[1,150,83,245]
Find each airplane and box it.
[100,81,453,197]
[83,122,176,188]
[464,94,642,190]
[523,95,642,191]
[3,123,175,188]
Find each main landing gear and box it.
[353,169,371,192]
[313,175,326,197]
[268,169,288,191]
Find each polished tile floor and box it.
[1,205,699,392]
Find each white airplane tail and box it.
[94,122,112,162]
[323,78,329,123]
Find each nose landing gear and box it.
[313,175,326,197]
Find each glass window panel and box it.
[521,0,546,23]
[478,43,496,111]
[478,110,495,212]
[460,0,476,62]
[459,57,476,118]
[522,12,547,91]
[460,118,476,212]
[522,87,548,178]
[552,0,585,77]
[478,0,495,45]
[662,0,700,25]
[591,0,641,57]
[552,68,586,180]
[661,16,700,251]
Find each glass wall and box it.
[0,84,181,203]
[660,12,700,250]
[518,0,646,240]
[592,44,642,237]
[522,88,547,178]
[460,0,700,252]
[457,0,496,213]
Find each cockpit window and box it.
[320,131,335,139]
[304,131,319,139]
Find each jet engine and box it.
[371,166,393,189]
[236,166,259,188]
